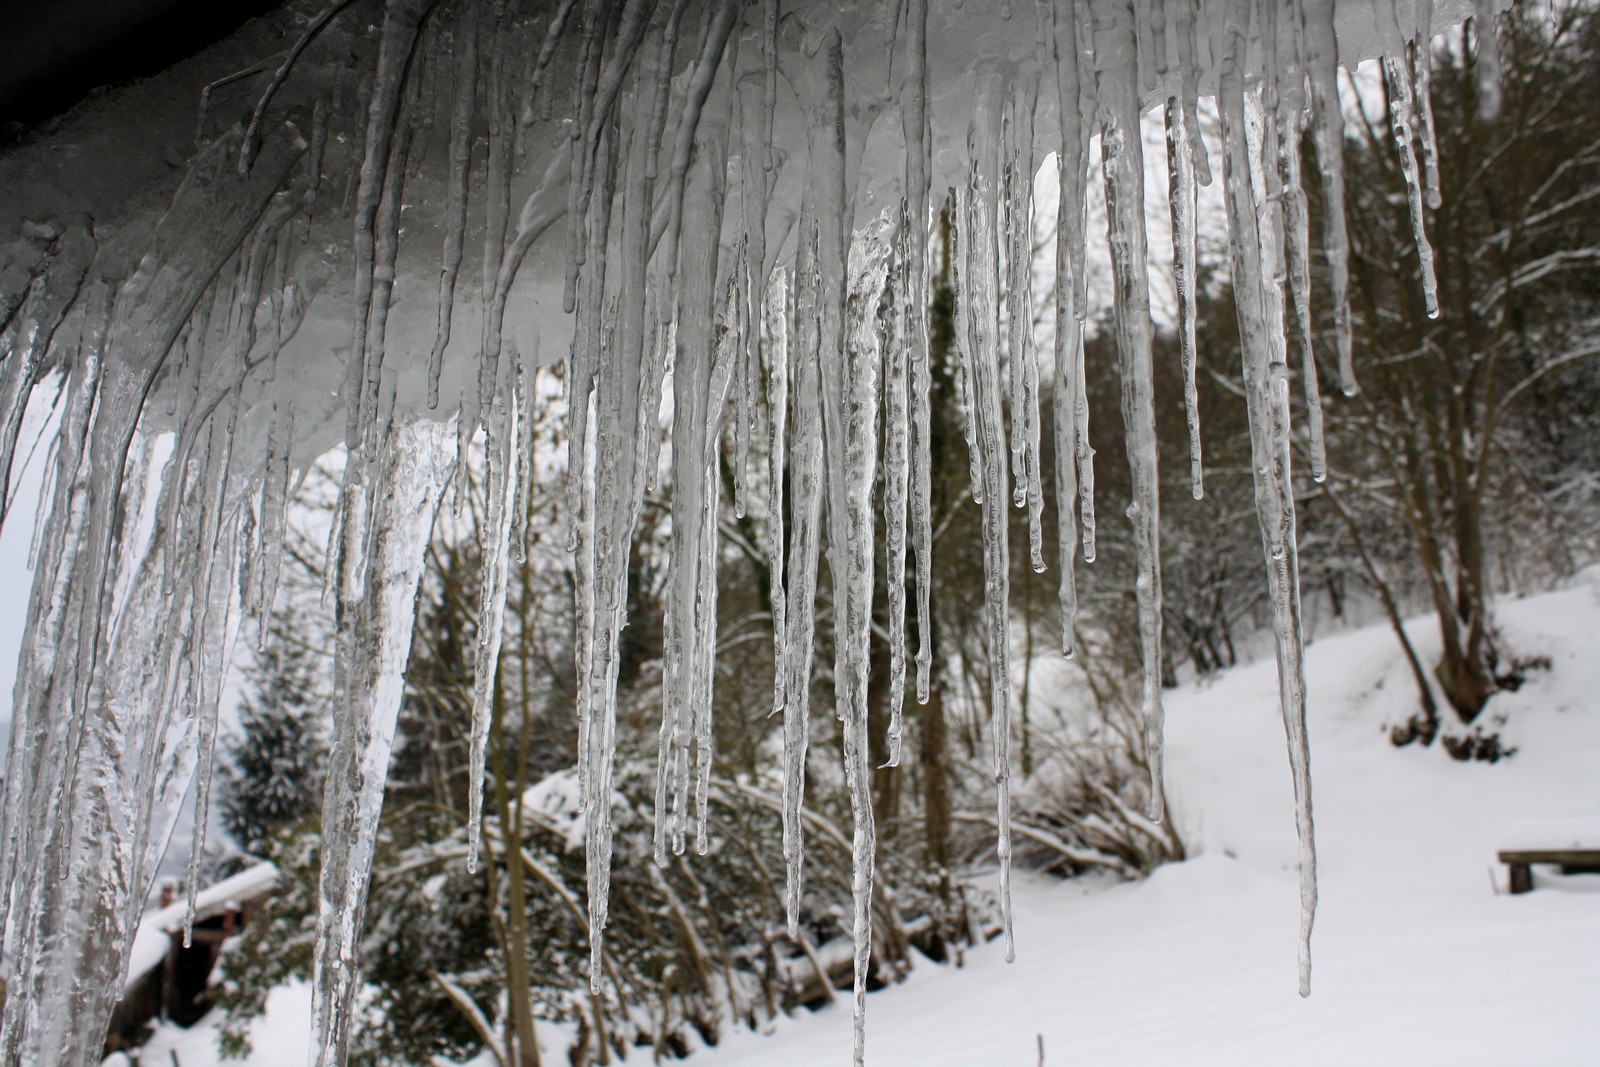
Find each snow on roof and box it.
[123,862,277,990]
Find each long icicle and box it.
[313,416,457,1067]
[1165,71,1205,499]
[1382,49,1440,319]
[1094,0,1167,823]
[1278,89,1328,481]
[958,72,1015,962]
[883,202,912,766]
[1006,78,1047,575]
[1215,0,1318,995]
[780,211,823,935]
[904,0,936,705]
[1301,0,1356,394]
[1050,0,1092,655]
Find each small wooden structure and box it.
[104,863,277,1055]
[1498,849,1600,894]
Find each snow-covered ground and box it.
[123,574,1600,1066]
[694,575,1600,1066]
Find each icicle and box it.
[475,10,519,432]
[577,43,660,982]
[950,200,986,505]
[1278,100,1327,481]
[313,416,457,1067]
[1409,0,1443,213]
[183,416,243,946]
[254,405,294,645]
[765,269,790,719]
[693,264,743,855]
[1052,156,1086,654]
[904,0,935,705]
[957,71,1016,962]
[829,135,895,1067]
[780,213,823,935]
[1057,0,1098,563]
[732,279,752,518]
[3,121,304,1065]
[1005,79,1047,575]
[0,285,110,1066]
[1050,0,1095,654]
[1301,0,1356,394]
[1093,0,1167,823]
[465,375,520,872]
[1471,0,1503,121]
[883,205,912,766]
[508,353,539,564]
[1174,0,1212,186]
[656,51,734,865]
[0,224,93,528]
[1164,0,1203,502]
[1214,0,1318,995]
[1382,52,1440,319]
[427,10,478,411]
[340,0,428,452]
[568,125,614,844]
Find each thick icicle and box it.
[1094,0,1167,823]
[1277,97,1328,481]
[1004,81,1047,574]
[838,212,893,1067]
[780,210,824,935]
[312,416,457,1067]
[903,0,936,705]
[1050,0,1093,654]
[1302,0,1357,394]
[1,121,304,1067]
[1214,0,1318,995]
[692,262,742,855]
[955,72,1016,961]
[575,12,674,981]
[465,374,521,872]
[798,30,888,1064]
[655,58,733,864]
[883,204,911,765]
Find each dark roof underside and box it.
[0,0,284,131]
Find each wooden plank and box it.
[1497,849,1600,866]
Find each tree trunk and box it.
[492,676,542,1067]
[920,656,951,895]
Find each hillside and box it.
[116,574,1600,1066]
[694,574,1600,1066]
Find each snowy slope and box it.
[117,577,1600,1066]
[692,576,1600,1067]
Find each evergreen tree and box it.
[218,633,326,858]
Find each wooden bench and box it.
[1497,849,1600,894]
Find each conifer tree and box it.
[218,633,326,858]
